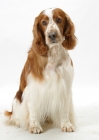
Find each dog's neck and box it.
[46,43,66,70]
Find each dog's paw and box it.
[61,122,75,132]
[29,126,43,134]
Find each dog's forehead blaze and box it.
[43,8,65,17]
[43,8,54,18]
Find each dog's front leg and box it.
[61,91,75,132]
[28,101,43,134]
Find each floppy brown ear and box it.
[32,17,48,56]
[62,14,77,50]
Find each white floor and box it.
[0,85,99,140]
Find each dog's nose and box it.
[48,32,57,40]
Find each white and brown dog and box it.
[5,8,77,134]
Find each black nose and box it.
[48,32,57,40]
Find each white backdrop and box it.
[0,0,99,140]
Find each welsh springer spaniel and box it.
[5,8,76,134]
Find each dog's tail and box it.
[4,110,13,125]
[4,110,12,117]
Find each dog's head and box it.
[33,8,76,55]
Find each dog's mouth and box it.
[51,40,57,43]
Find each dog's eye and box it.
[42,20,47,26]
[56,17,62,23]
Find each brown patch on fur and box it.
[53,8,77,50]
[33,14,49,56]
[28,47,48,80]
[4,110,12,116]
[15,45,48,102]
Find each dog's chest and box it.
[26,45,72,98]
[45,45,67,77]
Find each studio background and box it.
[0,0,99,140]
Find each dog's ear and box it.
[32,17,48,56]
[62,14,77,50]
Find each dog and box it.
[4,8,77,134]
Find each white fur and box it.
[6,9,75,133]
[43,8,55,17]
